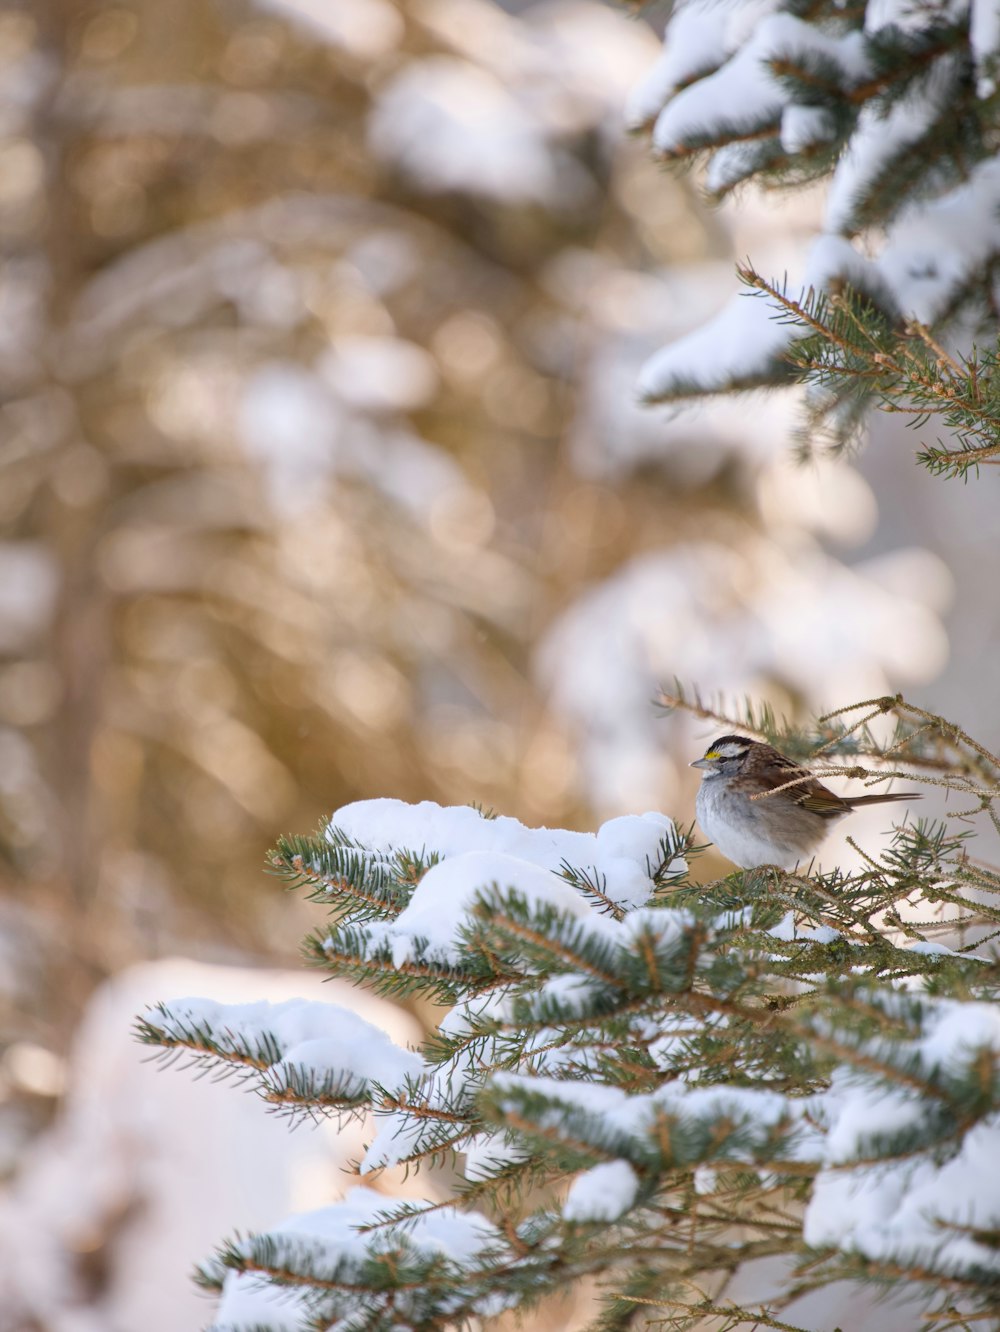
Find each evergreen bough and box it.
[631,0,1000,473]
[139,694,1000,1331]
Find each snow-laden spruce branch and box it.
[136,996,423,1122]
[140,709,1000,1330]
[631,0,1000,474]
[737,268,1000,476]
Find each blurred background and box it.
[0,0,987,1326]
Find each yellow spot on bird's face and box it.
[703,749,721,760]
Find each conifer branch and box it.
[146,691,1000,1327]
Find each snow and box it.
[629,0,998,403]
[368,57,579,206]
[918,1000,1000,1070]
[328,825,686,965]
[414,0,660,134]
[358,987,520,1175]
[907,939,959,957]
[360,1104,432,1174]
[864,0,968,36]
[496,1072,812,1150]
[213,1272,308,1332]
[620,905,696,950]
[328,797,682,924]
[756,455,879,547]
[649,14,869,162]
[825,55,960,236]
[820,1074,927,1167]
[464,1132,531,1181]
[238,356,484,527]
[521,0,665,133]
[636,287,794,400]
[971,0,1000,94]
[214,1188,505,1328]
[333,797,593,871]
[595,814,683,907]
[627,0,797,129]
[59,842,996,1329]
[804,1001,1000,1274]
[769,912,841,944]
[440,986,513,1037]
[780,103,837,155]
[245,1186,498,1263]
[319,797,1000,1294]
[805,233,889,305]
[152,995,424,1093]
[639,194,970,400]
[365,0,659,205]
[874,156,1000,323]
[546,251,798,471]
[693,1164,718,1195]
[487,978,1000,1282]
[320,799,695,1175]
[532,972,602,1014]
[651,24,782,158]
[806,1111,1000,1275]
[626,2,732,129]
[563,1159,639,1220]
[0,960,422,1332]
[239,362,342,510]
[357,848,616,966]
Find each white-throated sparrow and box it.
[691,734,918,870]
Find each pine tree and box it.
[630,0,1000,476]
[137,3,1000,1329]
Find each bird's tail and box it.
[847,791,919,807]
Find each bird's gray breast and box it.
[695,775,821,869]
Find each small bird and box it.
[691,734,918,870]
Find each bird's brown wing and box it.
[770,778,916,818]
[748,745,918,819]
[746,745,852,822]
[794,783,854,820]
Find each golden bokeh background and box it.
[0,0,976,1325]
[0,0,725,1055]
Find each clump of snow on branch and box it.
[635,282,796,399]
[329,797,682,925]
[645,15,870,163]
[148,994,424,1099]
[563,1159,640,1221]
[212,1187,510,1331]
[806,1002,1000,1275]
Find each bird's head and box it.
[690,735,753,777]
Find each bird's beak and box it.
[690,758,715,770]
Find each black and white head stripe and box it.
[701,735,753,759]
